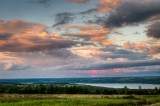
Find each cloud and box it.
[94,0,160,28]
[0,19,90,52]
[64,25,110,45]
[54,45,156,71]
[0,33,13,40]
[52,9,98,27]
[64,59,160,70]
[101,41,113,46]
[36,0,51,4]
[146,21,160,39]
[99,45,150,60]
[0,19,47,34]
[8,49,82,67]
[70,47,134,59]
[123,43,147,49]
[43,49,78,59]
[52,12,74,27]
[143,45,160,54]
[123,42,160,54]
[79,9,99,14]
[30,0,52,6]
[66,0,90,4]
[0,48,85,72]
[4,63,30,71]
[70,47,104,58]
[0,35,89,52]
[96,0,128,12]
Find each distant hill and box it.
[0,76,160,84]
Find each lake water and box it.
[77,83,160,89]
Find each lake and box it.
[77,83,160,89]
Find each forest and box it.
[0,84,160,95]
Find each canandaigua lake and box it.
[1,77,160,89]
[77,83,160,89]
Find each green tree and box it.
[22,85,33,94]
[138,85,142,89]
[123,86,128,94]
[38,84,46,94]
[154,87,158,94]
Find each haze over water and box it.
[78,83,160,89]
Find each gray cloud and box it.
[63,33,95,41]
[37,0,51,4]
[93,0,160,28]
[65,59,160,70]
[99,46,150,60]
[0,33,13,40]
[53,12,74,27]
[55,45,157,71]
[146,21,160,38]
[52,9,98,27]
[120,70,160,77]
[30,0,52,6]
[79,9,99,14]
[66,0,90,4]
[3,63,30,71]
[0,37,90,52]
[0,19,91,52]
[44,49,77,59]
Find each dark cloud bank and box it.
[0,38,90,52]
[59,46,160,71]
[66,59,160,70]
[146,21,160,39]
[0,33,12,40]
[92,0,160,28]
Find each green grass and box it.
[0,94,160,106]
[0,99,135,106]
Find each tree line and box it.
[0,84,160,95]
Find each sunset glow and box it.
[0,0,160,78]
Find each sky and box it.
[0,0,160,78]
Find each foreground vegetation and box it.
[0,84,160,105]
[0,94,160,106]
[0,84,160,95]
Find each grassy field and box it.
[0,94,160,106]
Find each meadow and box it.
[0,77,160,106]
[0,94,160,106]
